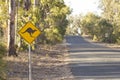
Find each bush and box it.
[0,43,6,80]
[117,37,120,44]
[0,43,6,57]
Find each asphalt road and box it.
[65,35,120,80]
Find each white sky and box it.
[64,0,102,15]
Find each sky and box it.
[64,0,102,16]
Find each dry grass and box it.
[6,44,74,80]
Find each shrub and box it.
[0,43,6,57]
[0,43,6,80]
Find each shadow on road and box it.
[65,35,120,79]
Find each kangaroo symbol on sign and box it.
[22,27,37,37]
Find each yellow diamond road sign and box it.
[18,22,41,44]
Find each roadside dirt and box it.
[6,44,74,80]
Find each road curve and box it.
[65,35,120,80]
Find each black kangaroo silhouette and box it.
[22,27,37,37]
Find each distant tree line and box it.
[66,0,120,44]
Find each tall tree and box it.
[8,0,17,56]
[80,13,100,36]
[100,0,120,43]
[33,0,70,44]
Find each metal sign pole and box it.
[29,44,32,80]
[18,21,41,80]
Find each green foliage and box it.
[0,0,70,50]
[0,1,6,51]
[100,0,120,43]
[0,1,9,45]
[45,27,62,44]
[81,13,100,36]
[13,0,71,50]
[75,12,114,43]
[0,43,6,80]
[0,27,3,37]
[31,0,70,44]
[0,43,6,57]
[0,1,9,24]
[117,37,120,44]
[66,0,120,44]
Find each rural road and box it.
[65,35,120,80]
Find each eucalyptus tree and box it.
[100,0,120,43]
[32,0,71,44]
[97,18,113,42]
[8,0,17,56]
[80,13,100,37]
[8,0,32,56]
[80,12,113,42]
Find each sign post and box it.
[28,44,31,80]
[18,21,41,80]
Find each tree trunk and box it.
[24,0,31,11]
[8,0,17,56]
[34,0,40,49]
